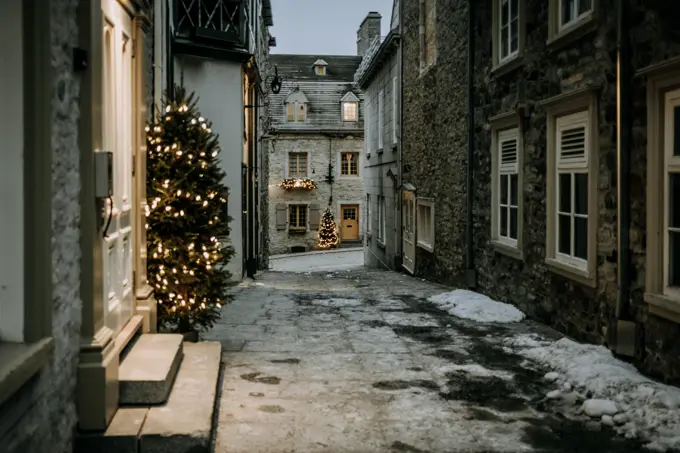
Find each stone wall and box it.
[357,12,382,57]
[267,135,365,255]
[0,1,83,451]
[402,0,680,383]
[363,49,400,270]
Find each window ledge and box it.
[417,241,434,253]
[645,293,680,324]
[491,240,523,260]
[547,13,598,51]
[288,229,307,235]
[377,148,384,155]
[545,257,596,288]
[377,240,386,250]
[492,54,524,78]
[339,175,361,180]
[0,337,53,407]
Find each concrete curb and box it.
[269,247,363,261]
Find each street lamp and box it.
[270,65,282,94]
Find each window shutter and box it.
[309,204,321,230]
[498,128,519,172]
[556,111,589,168]
[276,204,287,230]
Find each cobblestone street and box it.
[206,265,648,453]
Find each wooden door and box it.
[341,205,359,240]
[102,0,134,336]
[402,191,416,273]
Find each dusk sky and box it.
[268,0,395,55]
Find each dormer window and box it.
[313,59,328,76]
[340,92,360,122]
[284,88,309,122]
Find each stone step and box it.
[140,342,222,452]
[74,341,222,453]
[119,334,184,405]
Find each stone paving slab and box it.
[210,267,649,453]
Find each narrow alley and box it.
[204,257,652,453]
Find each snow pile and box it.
[428,290,526,323]
[437,363,514,380]
[514,337,680,452]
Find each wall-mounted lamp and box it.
[270,66,282,94]
[386,168,398,188]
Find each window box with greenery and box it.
[643,62,680,322]
[492,0,525,76]
[541,86,599,287]
[279,178,317,191]
[490,111,523,259]
[547,0,598,49]
[416,199,435,253]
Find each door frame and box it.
[335,199,363,243]
[340,204,360,241]
[402,189,416,274]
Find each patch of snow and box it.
[514,336,680,451]
[583,399,618,417]
[547,390,562,399]
[427,290,526,323]
[312,298,362,308]
[544,372,560,382]
[602,415,615,427]
[436,363,514,380]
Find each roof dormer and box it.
[313,59,328,76]
[340,92,360,122]
[284,88,309,122]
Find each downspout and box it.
[254,89,260,271]
[398,0,404,263]
[615,0,634,356]
[328,136,334,204]
[466,0,477,288]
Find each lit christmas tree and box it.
[146,86,234,333]
[317,208,339,249]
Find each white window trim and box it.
[378,89,384,150]
[498,0,519,64]
[285,151,310,179]
[557,0,593,32]
[287,203,309,231]
[644,66,680,320]
[663,91,680,300]
[286,101,307,122]
[416,199,435,253]
[547,0,598,47]
[377,196,386,243]
[542,87,599,287]
[392,77,398,145]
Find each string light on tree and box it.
[146,85,235,334]
[317,208,339,249]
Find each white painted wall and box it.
[0,0,25,342]
[175,55,244,280]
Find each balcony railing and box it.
[175,0,246,46]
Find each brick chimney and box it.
[356,12,382,56]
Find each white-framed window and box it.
[341,152,359,176]
[663,90,680,298]
[366,194,372,235]
[416,200,435,252]
[419,0,436,70]
[497,128,520,247]
[286,102,306,122]
[378,89,384,150]
[378,196,386,242]
[558,0,593,30]
[343,101,358,122]
[287,152,308,178]
[499,0,519,62]
[365,99,372,155]
[392,77,398,144]
[288,204,308,231]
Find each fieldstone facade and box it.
[266,54,366,256]
[401,0,680,383]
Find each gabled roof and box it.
[270,54,362,82]
[284,88,309,104]
[340,92,360,103]
[313,59,328,67]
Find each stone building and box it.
[171,0,276,278]
[265,53,365,255]
[400,0,680,383]
[355,6,403,270]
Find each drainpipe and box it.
[466,0,477,289]
[615,0,634,355]
[398,0,404,266]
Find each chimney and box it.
[356,11,382,56]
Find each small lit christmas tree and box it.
[317,208,339,249]
[146,85,235,333]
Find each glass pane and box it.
[670,231,680,287]
[578,0,592,14]
[558,214,571,255]
[575,173,588,215]
[562,0,574,24]
[510,19,519,53]
[500,206,508,237]
[511,0,518,19]
[559,173,572,213]
[500,26,509,58]
[501,0,509,26]
[510,207,518,240]
[674,107,680,157]
[500,174,508,204]
[510,174,518,206]
[671,174,680,228]
[575,217,588,260]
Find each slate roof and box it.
[268,54,364,133]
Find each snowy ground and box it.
[269,248,363,273]
[205,256,679,453]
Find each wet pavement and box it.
[205,266,649,453]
